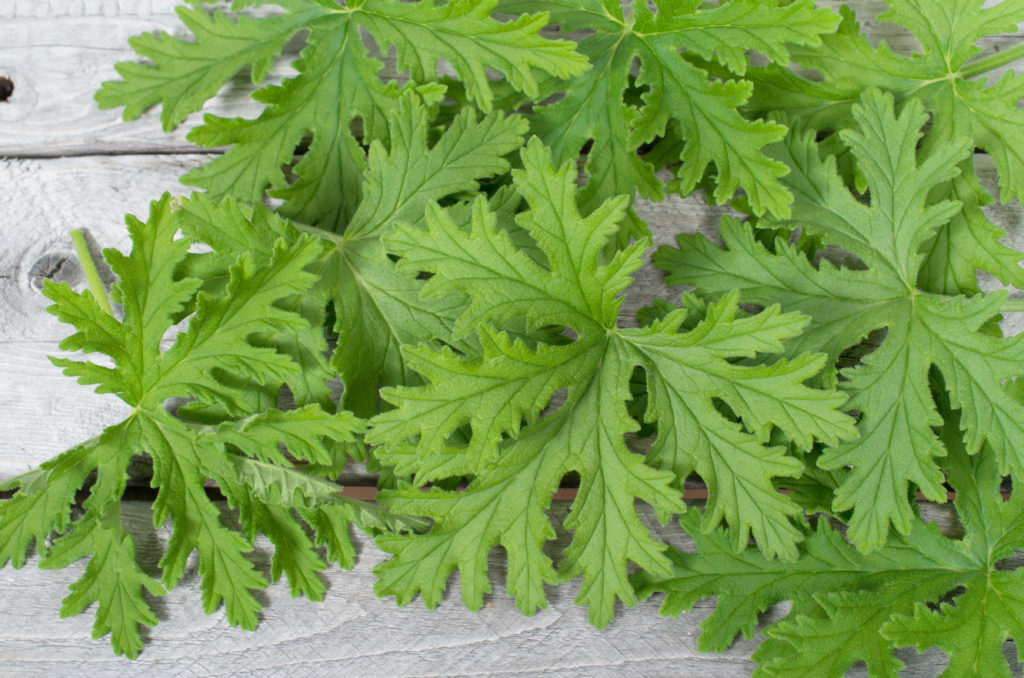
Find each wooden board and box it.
[0,155,208,343]
[1,153,1021,484]
[0,501,987,677]
[2,0,1024,674]
[0,0,253,156]
[3,0,1022,157]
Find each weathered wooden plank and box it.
[0,1,264,156]
[0,154,207,343]
[0,342,130,481]
[1,152,1022,481]
[2,153,1022,345]
[1,0,1023,156]
[0,501,977,677]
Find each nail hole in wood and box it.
[29,251,81,292]
[0,76,13,103]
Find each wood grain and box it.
[0,501,985,677]
[1,0,1022,157]
[0,0,254,156]
[2,153,1020,482]
[0,154,211,343]
[2,0,1024,674]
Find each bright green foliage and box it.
[634,513,970,675]
[635,413,1024,677]
[496,0,839,235]
[0,195,372,656]
[174,196,338,412]
[761,405,1024,677]
[179,95,528,416]
[367,139,855,626]
[321,98,527,416]
[742,0,1024,294]
[29,0,1024,664]
[96,0,586,230]
[655,90,1024,551]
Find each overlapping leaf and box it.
[0,196,378,656]
[97,0,586,230]
[495,0,839,236]
[178,95,528,417]
[634,510,971,676]
[367,139,854,626]
[742,0,1024,294]
[656,90,1024,550]
[635,402,1024,677]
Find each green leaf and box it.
[497,0,839,236]
[743,0,1024,295]
[324,98,528,415]
[634,510,970,665]
[879,387,1024,677]
[369,138,854,624]
[0,195,361,655]
[178,95,527,417]
[97,0,586,230]
[175,96,524,417]
[657,90,1024,551]
[174,196,338,411]
[637,387,1024,677]
[763,417,1024,676]
[885,570,1024,677]
[42,502,165,661]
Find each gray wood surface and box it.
[0,503,970,677]
[1,0,1023,674]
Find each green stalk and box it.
[959,42,1024,81]
[70,229,113,316]
[1001,298,1024,313]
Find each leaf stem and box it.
[70,229,113,316]
[959,42,1024,80]
[1001,298,1024,313]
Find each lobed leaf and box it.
[657,90,1024,550]
[97,0,585,231]
[370,139,855,624]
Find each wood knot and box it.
[0,76,12,103]
[28,251,80,293]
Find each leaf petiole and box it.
[70,229,114,317]
[958,41,1024,81]
[1001,298,1024,313]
